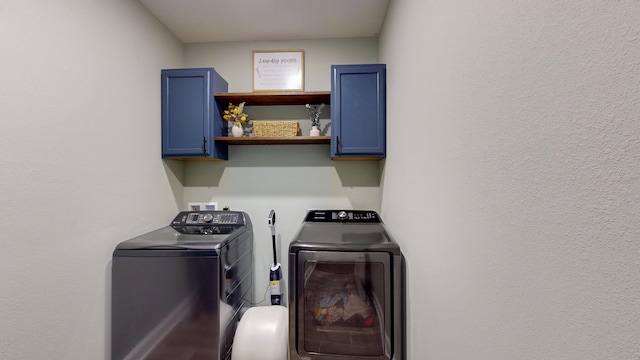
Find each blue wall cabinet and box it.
[161,68,229,160]
[331,64,386,159]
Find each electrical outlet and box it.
[202,202,218,210]
[188,202,202,211]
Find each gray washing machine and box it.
[111,211,253,360]
[288,210,404,360]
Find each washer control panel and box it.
[170,211,245,235]
[172,211,242,226]
[304,210,380,223]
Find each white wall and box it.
[185,38,378,92]
[181,38,381,304]
[379,1,640,359]
[0,1,184,359]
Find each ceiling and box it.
[138,0,390,43]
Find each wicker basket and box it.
[254,121,299,137]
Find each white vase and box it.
[310,125,320,137]
[231,123,243,137]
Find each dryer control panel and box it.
[304,210,380,223]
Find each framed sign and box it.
[253,50,304,92]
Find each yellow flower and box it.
[224,102,248,124]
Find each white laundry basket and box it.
[232,305,288,360]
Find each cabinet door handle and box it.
[202,137,208,155]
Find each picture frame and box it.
[252,50,304,92]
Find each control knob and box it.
[202,213,214,223]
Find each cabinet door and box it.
[161,68,228,159]
[331,64,386,159]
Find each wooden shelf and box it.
[214,91,330,106]
[214,136,330,145]
[214,92,330,146]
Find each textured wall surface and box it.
[0,1,183,359]
[380,1,639,359]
